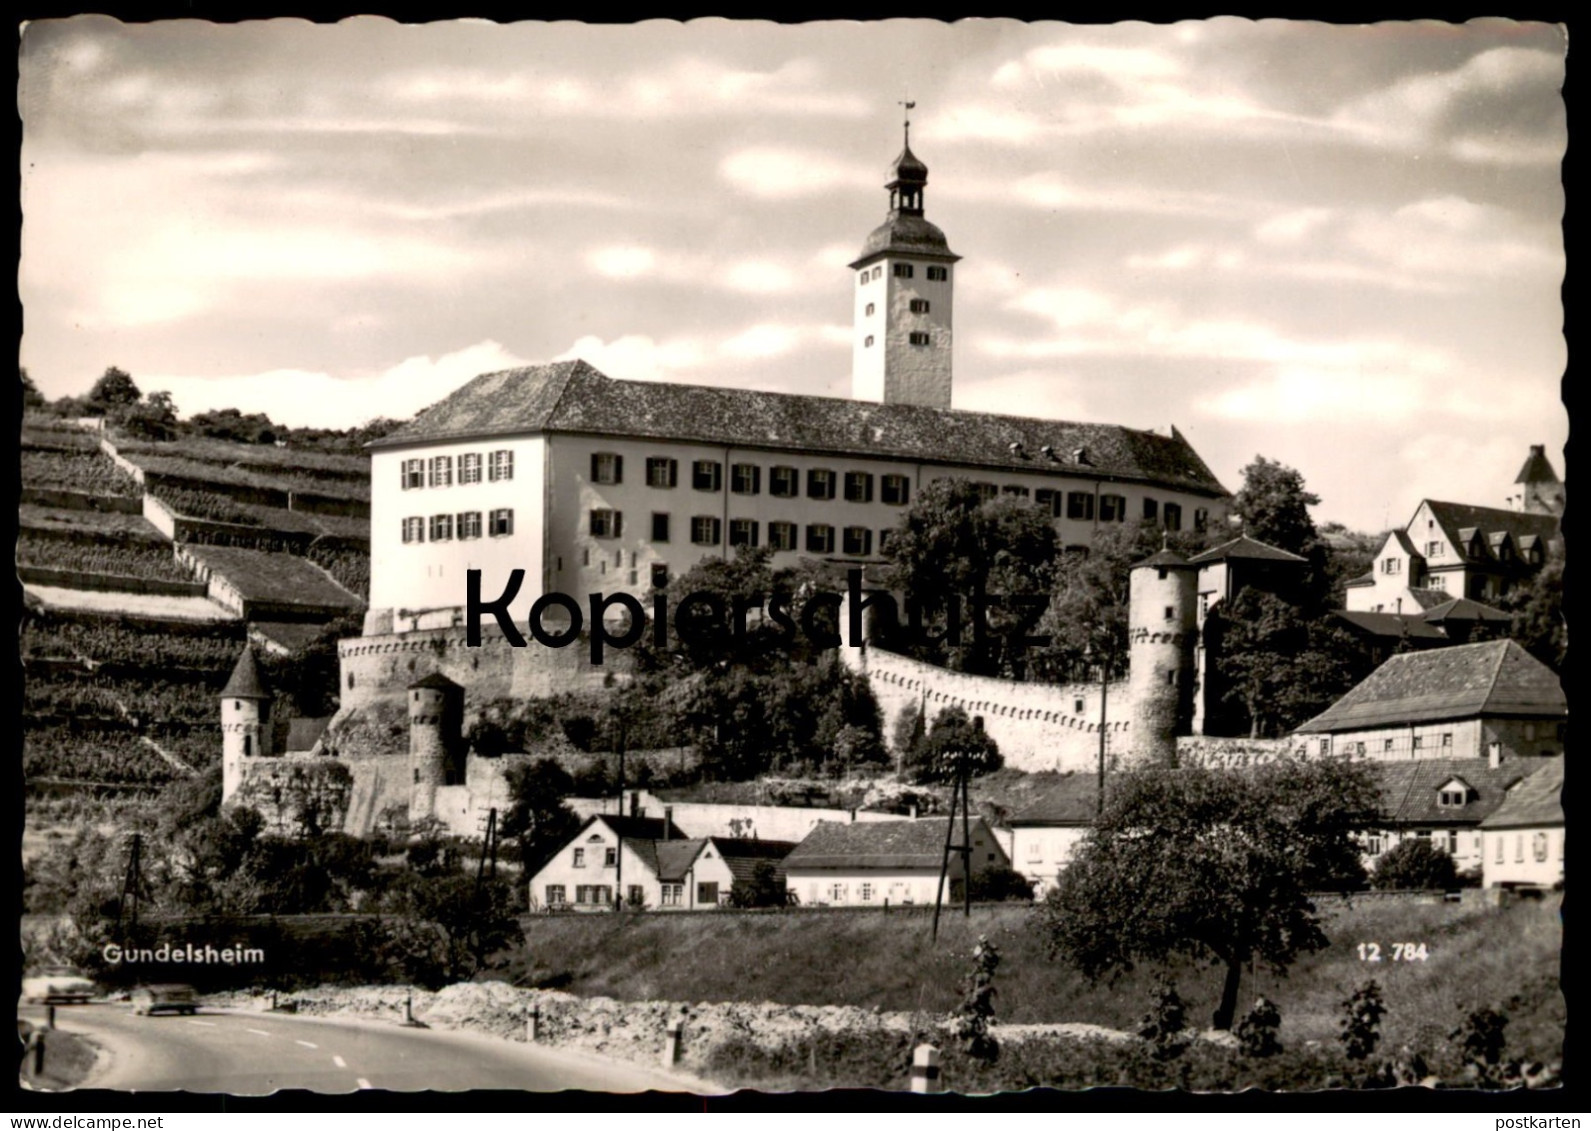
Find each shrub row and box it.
[23,723,183,785]
[20,450,140,497]
[21,613,246,671]
[16,532,193,583]
[307,545,371,600]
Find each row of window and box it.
[864,333,934,348]
[400,510,514,542]
[858,263,950,284]
[401,451,513,489]
[1496,831,1560,864]
[1321,732,1455,757]
[617,513,887,556]
[593,456,913,505]
[571,846,618,868]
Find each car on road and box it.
[21,966,97,1004]
[131,984,200,1016]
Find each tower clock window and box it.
[893,263,914,278]
[927,266,949,281]
[909,299,930,313]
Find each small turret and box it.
[1512,443,1565,517]
[221,646,273,804]
[1126,549,1198,768]
[407,672,464,824]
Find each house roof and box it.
[1407,587,1452,611]
[221,647,271,699]
[1481,758,1564,829]
[1514,445,1562,486]
[369,362,1229,497]
[591,813,689,842]
[852,214,960,266]
[1389,529,1420,558]
[1422,500,1560,553]
[1419,597,1513,624]
[1187,534,1308,565]
[1369,758,1550,826]
[285,716,332,753]
[653,839,709,883]
[1331,611,1450,643]
[1008,774,1100,826]
[784,817,1000,872]
[1295,639,1566,733]
[705,837,799,887]
[1344,571,1376,589]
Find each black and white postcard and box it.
[17,17,1566,1099]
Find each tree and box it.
[1318,522,1384,606]
[880,478,1060,677]
[117,390,181,440]
[86,367,142,413]
[966,864,1035,902]
[1231,455,1320,559]
[500,759,581,874]
[1033,520,1210,684]
[914,705,1002,783]
[1231,455,1331,604]
[1044,758,1378,1030]
[728,859,787,908]
[1371,838,1458,891]
[1501,555,1565,671]
[1205,587,1368,737]
[20,367,45,410]
[891,701,927,774]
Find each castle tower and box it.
[1126,549,1198,768]
[850,108,960,408]
[407,672,464,824]
[220,646,272,804]
[1512,443,1565,517]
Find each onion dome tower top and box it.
[850,104,960,268]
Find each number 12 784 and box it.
[1357,942,1429,962]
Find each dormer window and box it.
[1438,786,1467,808]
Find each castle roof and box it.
[221,647,271,699]
[851,214,960,266]
[1131,548,1194,570]
[1187,534,1308,565]
[407,671,463,692]
[371,361,1228,498]
[1294,639,1565,734]
[1514,444,1562,485]
[888,142,929,184]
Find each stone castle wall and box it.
[336,626,615,711]
[845,644,1130,774]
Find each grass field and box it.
[499,895,1563,1066]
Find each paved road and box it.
[19,1003,705,1095]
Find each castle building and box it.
[361,125,1231,637]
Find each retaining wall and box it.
[846,644,1130,774]
[16,565,208,598]
[19,488,143,514]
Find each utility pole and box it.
[613,706,627,913]
[117,832,143,943]
[1097,639,1109,820]
[931,732,976,943]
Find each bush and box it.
[1372,838,1458,891]
[1340,980,1386,1061]
[1236,996,1283,1057]
[1138,977,1190,1060]
[967,865,1036,902]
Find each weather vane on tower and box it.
[900,99,916,144]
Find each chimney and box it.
[629,791,639,818]
[908,801,919,820]
[1489,742,1503,770]
[662,805,673,840]
[1531,444,1546,458]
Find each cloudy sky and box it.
[19,17,1566,532]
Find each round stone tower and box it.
[220,646,273,804]
[1127,548,1198,768]
[407,672,464,824]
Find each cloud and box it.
[558,322,848,384]
[718,146,870,199]
[1331,45,1565,165]
[582,242,810,295]
[143,340,531,429]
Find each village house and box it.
[782,815,1009,907]
[1001,774,1100,897]
[1332,597,1515,668]
[1345,481,1561,617]
[1480,756,1564,890]
[1359,756,1550,878]
[528,812,796,911]
[1292,638,1566,763]
[1189,533,1310,620]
